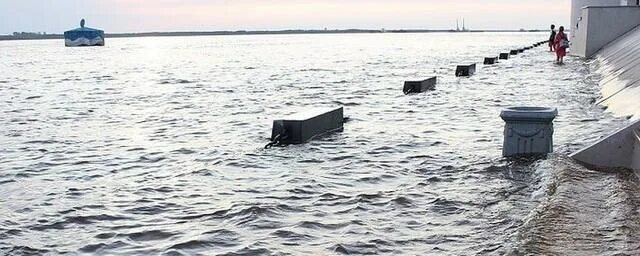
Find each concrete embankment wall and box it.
[572,6,640,58]
[594,24,640,119]
[570,0,624,43]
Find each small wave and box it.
[0,179,16,185]
[171,148,196,155]
[297,220,350,230]
[216,247,272,256]
[225,161,268,169]
[168,240,227,251]
[79,243,108,253]
[271,229,313,241]
[2,246,49,255]
[31,214,130,231]
[318,192,350,201]
[388,196,415,207]
[79,241,129,253]
[332,242,380,255]
[297,159,324,163]
[299,68,333,72]
[357,192,384,201]
[356,176,383,183]
[93,75,115,81]
[167,230,240,252]
[234,205,276,215]
[429,198,466,215]
[366,146,399,155]
[169,209,229,221]
[67,214,130,224]
[407,155,435,160]
[24,139,65,145]
[329,155,356,161]
[159,79,196,85]
[331,100,360,106]
[71,160,92,166]
[0,228,21,240]
[138,155,167,163]
[139,186,176,193]
[125,204,175,215]
[119,230,178,242]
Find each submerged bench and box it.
[455,64,476,77]
[484,57,498,65]
[404,77,437,94]
[499,53,510,60]
[269,107,344,146]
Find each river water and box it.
[0,33,637,255]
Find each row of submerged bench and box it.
[267,40,552,157]
[406,40,550,94]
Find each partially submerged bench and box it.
[269,107,344,146]
[484,57,498,65]
[404,77,437,94]
[455,63,476,77]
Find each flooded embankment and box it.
[0,33,637,255]
[510,26,640,255]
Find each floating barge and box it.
[64,19,105,47]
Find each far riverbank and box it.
[0,29,545,41]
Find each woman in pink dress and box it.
[554,26,568,64]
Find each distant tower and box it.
[456,19,460,31]
[463,18,466,31]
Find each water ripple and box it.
[0,33,631,255]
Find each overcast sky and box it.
[0,0,570,34]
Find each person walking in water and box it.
[549,24,557,52]
[554,26,568,64]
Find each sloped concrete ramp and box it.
[594,25,640,119]
[571,120,640,171]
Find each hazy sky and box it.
[0,0,570,34]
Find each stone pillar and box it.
[500,107,558,157]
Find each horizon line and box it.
[1,27,557,40]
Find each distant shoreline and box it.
[0,29,546,41]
